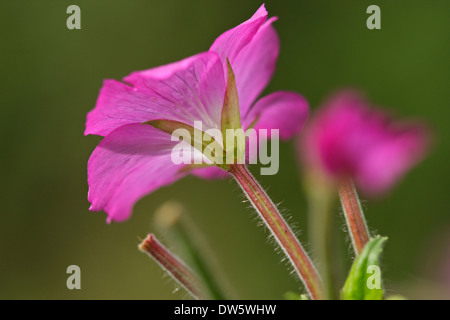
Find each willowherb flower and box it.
[300,90,429,195]
[85,5,309,222]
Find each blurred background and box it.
[0,0,449,299]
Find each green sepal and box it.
[144,119,228,170]
[221,59,244,163]
[221,59,241,135]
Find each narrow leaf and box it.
[341,236,387,300]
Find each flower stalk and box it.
[304,171,338,299]
[338,178,370,255]
[139,234,207,300]
[229,164,324,300]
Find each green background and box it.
[1,0,449,299]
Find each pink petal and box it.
[210,5,279,116]
[85,52,225,136]
[306,92,373,175]
[245,91,309,140]
[356,125,429,194]
[233,18,279,117]
[87,124,188,222]
[209,4,268,68]
[301,90,429,195]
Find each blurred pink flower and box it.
[300,91,429,195]
[85,5,309,222]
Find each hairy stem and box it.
[338,178,370,255]
[229,164,324,300]
[139,234,207,300]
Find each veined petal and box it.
[85,52,225,136]
[209,4,268,69]
[87,124,190,222]
[233,18,279,117]
[210,5,280,117]
[245,91,309,140]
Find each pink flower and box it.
[300,91,429,195]
[85,5,309,222]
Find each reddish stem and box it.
[139,234,206,299]
[338,178,370,255]
[229,164,324,300]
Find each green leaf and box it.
[341,236,387,300]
